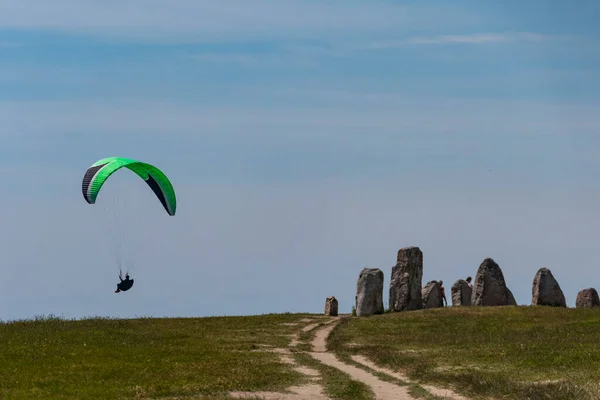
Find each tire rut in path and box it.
[351,355,469,400]
[233,316,469,400]
[308,318,415,400]
[307,317,471,400]
[230,318,332,399]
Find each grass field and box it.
[3,307,600,400]
[327,306,600,400]
[0,313,321,399]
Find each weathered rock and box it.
[532,267,566,307]
[451,279,472,306]
[422,281,441,309]
[506,287,517,305]
[576,288,600,308]
[389,246,423,312]
[355,268,384,316]
[471,258,511,306]
[325,296,338,316]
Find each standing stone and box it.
[506,287,517,305]
[576,288,600,308]
[471,258,510,306]
[532,267,566,307]
[355,268,384,316]
[451,279,472,306]
[325,296,338,316]
[422,281,441,309]
[389,246,423,312]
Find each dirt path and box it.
[308,319,414,400]
[230,318,331,400]
[230,316,470,400]
[351,355,469,400]
[308,317,469,400]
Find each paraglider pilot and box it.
[115,271,134,293]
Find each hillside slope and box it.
[2,307,598,399]
[0,313,325,399]
[328,306,600,400]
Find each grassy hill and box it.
[328,306,600,399]
[0,313,328,399]
[1,306,599,399]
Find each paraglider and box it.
[82,157,177,216]
[81,157,176,292]
[115,272,134,293]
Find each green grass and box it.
[327,306,600,400]
[5,307,598,400]
[0,313,317,399]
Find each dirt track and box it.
[231,316,469,400]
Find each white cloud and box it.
[189,53,262,67]
[0,41,21,48]
[182,31,574,64]
[187,49,321,68]
[183,41,355,67]
[368,32,566,49]
[0,0,480,42]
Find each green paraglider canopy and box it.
[81,156,177,275]
[82,157,177,216]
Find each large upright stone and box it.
[576,288,600,308]
[355,268,384,316]
[422,281,441,309]
[506,287,517,305]
[471,258,511,306]
[325,296,338,316]
[389,246,423,312]
[451,279,472,306]
[532,267,566,307]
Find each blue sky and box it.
[1,0,600,320]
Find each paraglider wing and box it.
[82,157,177,216]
